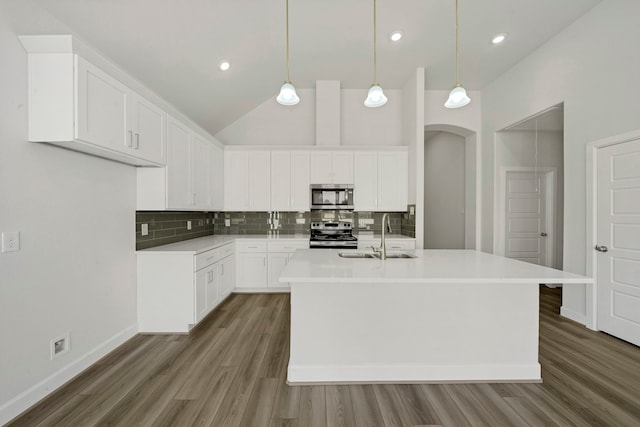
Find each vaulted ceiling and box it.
[32,0,600,136]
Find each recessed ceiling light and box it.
[218,60,230,71]
[389,31,403,42]
[491,33,507,44]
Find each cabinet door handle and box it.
[135,133,140,149]
[127,131,133,147]
[205,256,214,262]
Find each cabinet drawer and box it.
[386,240,416,250]
[267,240,308,252]
[220,242,234,258]
[195,248,220,271]
[236,240,267,253]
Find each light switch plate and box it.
[141,224,149,236]
[1,231,20,252]
[187,221,192,230]
[296,218,305,224]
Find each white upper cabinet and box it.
[290,151,311,210]
[271,151,310,211]
[310,151,353,184]
[138,115,222,211]
[210,145,224,211]
[271,152,292,211]
[354,150,408,212]
[378,151,408,211]
[190,133,210,209]
[131,93,166,165]
[224,151,250,210]
[354,152,379,211]
[166,116,192,208]
[19,36,166,167]
[249,151,271,211]
[225,150,270,211]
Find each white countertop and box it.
[280,249,593,284]
[137,234,309,254]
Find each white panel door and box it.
[596,139,640,346]
[354,152,378,211]
[271,151,292,210]
[166,116,192,208]
[291,151,310,211]
[504,171,549,266]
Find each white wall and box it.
[496,130,564,268]
[481,0,640,324]
[215,88,402,147]
[0,2,137,422]
[422,89,482,250]
[424,132,466,249]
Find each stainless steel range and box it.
[309,221,358,249]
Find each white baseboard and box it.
[560,306,587,325]
[233,288,290,293]
[0,324,138,425]
[287,363,541,384]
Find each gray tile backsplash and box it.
[137,207,415,249]
[136,211,215,250]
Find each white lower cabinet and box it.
[236,240,268,288]
[236,239,308,291]
[267,240,308,288]
[137,242,234,333]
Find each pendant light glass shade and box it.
[444,84,470,108]
[276,0,299,106]
[364,84,388,107]
[364,0,387,108]
[277,81,300,105]
[444,0,471,109]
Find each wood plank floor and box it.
[9,287,640,426]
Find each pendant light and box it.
[364,0,387,108]
[276,0,299,106]
[444,0,471,108]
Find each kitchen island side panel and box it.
[288,281,541,383]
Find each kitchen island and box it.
[280,249,592,384]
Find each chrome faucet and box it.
[372,213,392,260]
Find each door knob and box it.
[540,232,548,237]
[595,245,608,252]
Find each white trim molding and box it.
[0,325,138,425]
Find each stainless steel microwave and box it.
[310,184,354,210]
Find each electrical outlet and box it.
[187,220,192,230]
[225,219,231,227]
[296,218,306,224]
[1,231,20,252]
[50,332,70,359]
[141,224,149,236]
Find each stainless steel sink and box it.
[338,252,416,259]
[338,252,377,258]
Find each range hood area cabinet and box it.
[19,35,166,167]
[354,151,408,212]
[309,151,354,184]
[137,115,224,211]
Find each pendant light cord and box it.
[534,118,539,193]
[285,0,291,83]
[373,0,378,85]
[455,0,459,86]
